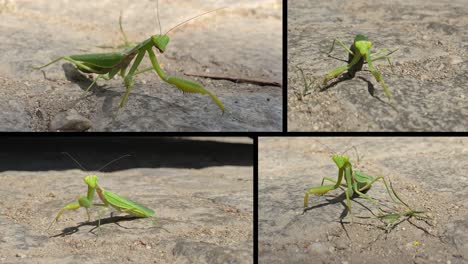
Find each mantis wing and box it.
[103,190,155,217]
[70,52,129,69]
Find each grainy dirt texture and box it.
[259,137,467,264]
[0,137,253,263]
[0,0,282,131]
[288,0,467,131]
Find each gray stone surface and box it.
[288,0,468,131]
[259,137,467,264]
[0,0,282,131]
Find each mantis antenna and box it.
[61,152,132,172]
[61,152,87,171]
[97,154,132,172]
[156,0,162,35]
[312,140,369,164]
[164,7,226,36]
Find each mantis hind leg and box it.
[352,181,386,213]
[32,57,65,70]
[82,74,111,94]
[369,49,398,74]
[93,204,109,236]
[357,176,401,206]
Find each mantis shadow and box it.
[302,192,347,214]
[49,214,168,238]
[60,63,188,115]
[62,63,121,97]
[319,73,376,98]
[319,74,396,109]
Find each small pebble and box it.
[449,56,463,65]
[50,109,92,131]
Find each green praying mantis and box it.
[48,175,155,231]
[303,153,400,216]
[48,154,155,232]
[303,142,429,230]
[33,3,225,113]
[322,34,398,101]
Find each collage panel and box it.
[0,137,253,263]
[259,137,467,263]
[287,0,467,131]
[0,0,282,132]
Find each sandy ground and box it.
[288,0,467,131]
[0,0,282,131]
[0,137,253,263]
[259,137,467,264]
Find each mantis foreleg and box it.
[48,197,91,230]
[344,167,354,215]
[320,177,346,188]
[146,48,225,112]
[120,49,147,107]
[365,53,392,100]
[323,52,363,84]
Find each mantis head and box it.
[332,155,349,169]
[354,34,372,56]
[152,35,170,53]
[83,175,98,188]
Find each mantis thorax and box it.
[151,35,170,52]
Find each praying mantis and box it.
[303,153,399,216]
[322,34,398,101]
[48,154,155,232]
[303,142,429,230]
[48,175,155,231]
[33,2,225,113]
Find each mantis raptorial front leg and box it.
[322,35,397,101]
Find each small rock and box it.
[15,253,26,258]
[50,109,92,131]
[448,56,463,65]
[310,242,328,254]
